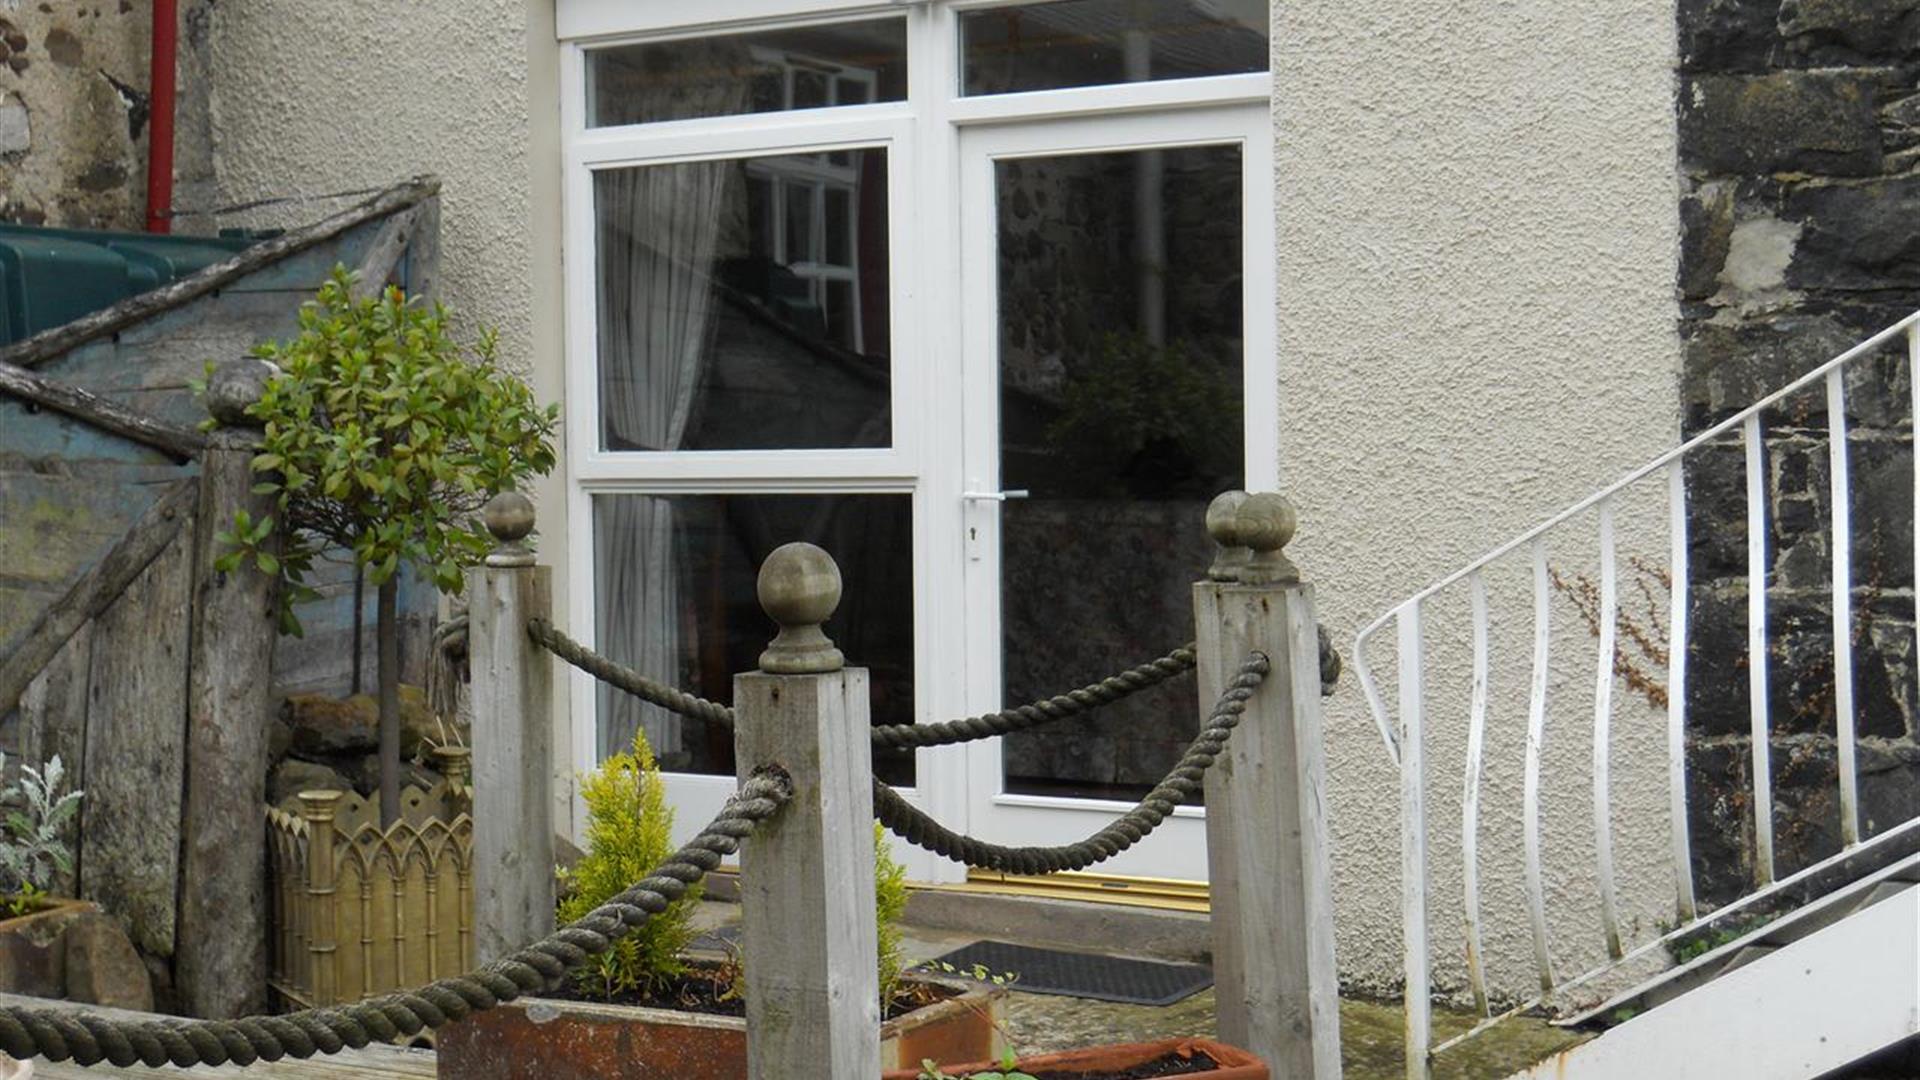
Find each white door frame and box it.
[948,103,1277,882]
[556,1,1275,887]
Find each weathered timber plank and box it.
[0,399,178,466]
[79,517,194,959]
[113,285,316,350]
[404,196,441,301]
[348,206,421,301]
[0,362,203,460]
[0,472,168,589]
[0,480,195,713]
[2,177,440,369]
[0,995,434,1078]
[16,621,90,895]
[176,427,281,1019]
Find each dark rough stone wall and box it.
[1677,0,1920,901]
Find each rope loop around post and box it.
[0,770,793,1068]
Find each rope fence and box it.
[871,651,1269,874]
[0,772,792,1068]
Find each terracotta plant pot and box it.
[883,1037,1268,1080]
[438,978,1008,1080]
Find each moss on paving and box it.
[1001,988,1587,1080]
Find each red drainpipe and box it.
[145,0,177,233]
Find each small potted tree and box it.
[212,267,558,825]
[438,732,1007,1079]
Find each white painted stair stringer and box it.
[1505,883,1920,1080]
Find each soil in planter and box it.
[1015,1051,1221,1080]
[550,961,958,1021]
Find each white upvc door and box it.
[948,103,1276,883]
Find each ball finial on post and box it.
[757,542,846,674]
[1236,492,1300,584]
[1205,490,1252,581]
[482,491,537,567]
[205,357,276,430]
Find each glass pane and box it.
[996,145,1245,802]
[962,0,1268,96]
[587,19,907,127]
[591,493,915,785]
[594,149,891,451]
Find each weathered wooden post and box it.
[178,357,283,1018]
[467,491,555,964]
[1196,490,1342,1080]
[735,542,880,1080]
[298,790,343,1007]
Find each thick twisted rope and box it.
[874,651,1270,875]
[869,645,1197,749]
[529,617,1202,745]
[0,772,792,1069]
[528,617,736,730]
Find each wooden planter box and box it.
[0,898,96,1000]
[884,1037,1268,1080]
[265,753,473,1010]
[437,979,1008,1080]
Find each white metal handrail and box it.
[1352,309,1920,1080]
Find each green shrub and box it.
[875,821,910,1004]
[559,730,701,998]
[212,266,558,628]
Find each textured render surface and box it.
[1272,3,1683,999]
[204,0,574,830]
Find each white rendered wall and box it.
[204,0,575,833]
[1272,4,1685,995]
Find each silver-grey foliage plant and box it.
[0,754,82,894]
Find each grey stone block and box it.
[1783,175,1920,290]
[1681,71,1884,175]
[64,911,154,1012]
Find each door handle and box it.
[961,489,1029,502]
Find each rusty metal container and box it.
[436,978,1008,1079]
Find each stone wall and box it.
[0,1,216,231]
[1676,0,1920,899]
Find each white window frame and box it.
[558,0,1275,883]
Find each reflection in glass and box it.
[594,149,891,452]
[592,493,915,785]
[962,0,1268,96]
[996,145,1245,802]
[587,19,907,127]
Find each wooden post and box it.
[299,790,343,1007]
[467,492,555,965]
[177,358,283,1019]
[735,542,880,1080]
[1196,490,1342,1080]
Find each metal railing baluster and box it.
[1667,461,1698,922]
[1398,603,1432,1080]
[1462,570,1491,1016]
[1524,539,1556,993]
[1745,414,1775,887]
[1593,499,1623,959]
[1827,369,1859,848]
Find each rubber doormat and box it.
[921,940,1212,1006]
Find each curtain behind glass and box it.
[593,62,747,761]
